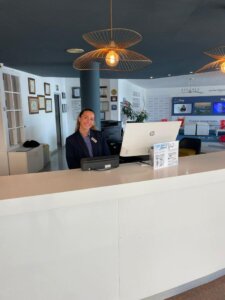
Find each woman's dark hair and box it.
[75,108,96,131]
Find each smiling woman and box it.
[65,108,110,169]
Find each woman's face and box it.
[79,110,95,131]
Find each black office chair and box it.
[179,137,201,156]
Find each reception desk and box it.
[1,152,225,300]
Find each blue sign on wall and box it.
[172,96,225,116]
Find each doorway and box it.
[54,94,62,147]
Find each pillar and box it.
[80,63,101,129]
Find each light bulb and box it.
[105,50,119,67]
[220,62,225,73]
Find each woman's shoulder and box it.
[66,131,80,141]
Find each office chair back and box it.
[179,137,201,156]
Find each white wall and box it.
[125,72,225,126]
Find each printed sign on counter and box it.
[150,141,179,170]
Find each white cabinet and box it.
[8,145,44,175]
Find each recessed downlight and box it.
[66,48,84,54]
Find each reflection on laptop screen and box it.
[120,121,181,157]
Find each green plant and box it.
[122,100,148,122]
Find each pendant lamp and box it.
[196,46,225,73]
[73,0,151,72]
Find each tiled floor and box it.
[41,146,68,172]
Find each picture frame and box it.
[111,96,117,102]
[28,97,39,114]
[37,95,45,110]
[100,111,105,120]
[72,87,80,98]
[62,103,67,113]
[100,101,109,112]
[111,88,117,96]
[28,78,36,94]
[100,86,107,98]
[45,98,52,113]
[111,104,117,110]
[44,82,51,96]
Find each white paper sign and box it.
[151,141,179,169]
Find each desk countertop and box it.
[1,151,225,201]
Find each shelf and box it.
[3,73,24,147]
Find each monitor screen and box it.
[193,102,212,115]
[173,103,192,114]
[120,121,181,157]
[213,102,225,114]
[101,120,122,142]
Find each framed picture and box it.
[28,97,39,114]
[72,87,80,98]
[111,104,117,110]
[100,86,107,98]
[37,95,45,110]
[44,82,51,96]
[100,111,105,120]
[45,98,52,113]
[111,96,117,102]
[62,92,66,99]
[111,88,117,95]
[100,101,109,112]
[62,103,67,113]
[28,78,36,94]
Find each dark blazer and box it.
[66,129,111,169]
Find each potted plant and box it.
[122,100,148,122]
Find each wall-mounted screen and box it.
[173,103,192,114]
[213,102,225,114]
[193,102,212,115]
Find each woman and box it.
[66,108,110,169]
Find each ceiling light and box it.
[196,46,225,73]
[66,48,84,54]
[220,61,225,73]
[73,0,151,72]
[105,50,119,67]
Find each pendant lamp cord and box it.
[110,0,113,40]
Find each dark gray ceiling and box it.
[1,0,225,79]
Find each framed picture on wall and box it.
[44,82,51,96]
[62,103,67,113]
[111,96,117,102]
[28,97,39,114]
[45,98,52,113]
[111,104,117,110]
[28,78,36,94]
[100,101,109,111]
[37,95,45,110]
[100,112,105,120]
[72,87,80,98]
[100,86,107,98]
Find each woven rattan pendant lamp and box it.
[196,46,225,73]
[73,0,151,72]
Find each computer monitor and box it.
[101,120,122,142]
[120,121,181,157]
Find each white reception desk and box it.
[1,151,225,300]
